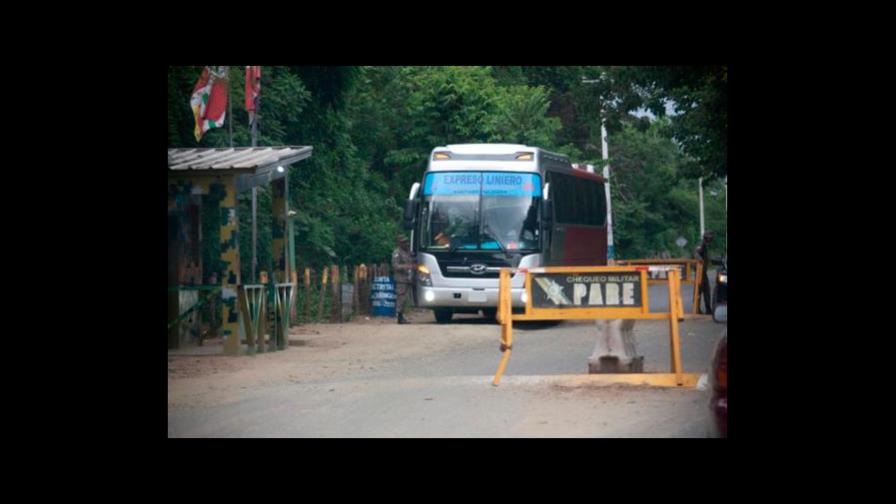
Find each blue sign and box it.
[371,276,396,317]
[423,172,541,197]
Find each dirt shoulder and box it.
[167,309,493,409]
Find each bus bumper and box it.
[416,286,528,308]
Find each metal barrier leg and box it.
[257,286,268,354]
[238,286,267,356]
[267,281,277,352]
[493,269,513,386]
[275,285,292,351]
[668,270,684,385]
[239,287,254,355]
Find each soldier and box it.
[391,234,415,324]
[694,230,715,314]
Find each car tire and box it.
[434,308,453,324]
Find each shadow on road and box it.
[411,312,562,331]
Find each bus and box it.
[403,144,609,323]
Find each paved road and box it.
[168,282,724,438]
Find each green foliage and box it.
[169,66,727,275]
[608,119,726,259]
[237,187,272,282]
[200,183,223,281]
[607,66,728,180]
[167,66,204,146]
[489,85,562,146]
[346,66,570,199]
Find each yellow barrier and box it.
[615,259,699,285]
[615,259,707,315]
[493,265,700,388]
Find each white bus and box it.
[403,144,609,323]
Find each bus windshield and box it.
[420,171,542,253]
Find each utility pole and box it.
[581,76,615,263]
[601,118,615,263]
[699,177,705,237]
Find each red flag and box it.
[245,66,261,111]
[190,66,229,142]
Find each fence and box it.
[292,262,396,324]
[167,285,222,348]
[168,262,396,351]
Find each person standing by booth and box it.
[391,234,415,324]
[694,230,715,314]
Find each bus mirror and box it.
[542,199,552,225]
[404,199,418,230]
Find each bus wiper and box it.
[481,223,507,256]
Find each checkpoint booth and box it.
[167,146,312,354]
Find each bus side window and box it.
[555,173,574,224]
[595,182,607,226]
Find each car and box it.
[712,256,727,323]
[709,328,727,438]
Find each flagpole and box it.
[228,68,233,148]
[250,67,258,284]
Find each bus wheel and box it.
[481,308,497,321]
[434,308,453,324]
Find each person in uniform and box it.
[391,234,415,324]
[694,230,715,314]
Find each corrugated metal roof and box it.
[168,146,312,172]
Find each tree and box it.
[617,66,728,180]
[489,84,562,147]
[169,66,727,272]
[607,118,725,259]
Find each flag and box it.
[190,66,229,142]
[245,66,261,111]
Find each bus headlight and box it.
[717,273,727,284]
[520,291,528,303]
[417,264,432,286]
[424,290,435,303]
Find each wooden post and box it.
[358,264,367,314]
[317,267,328,322]
[692,262,703,315]
[352,265,360,317]
[330,265,341,322]
[303,267,311,323]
